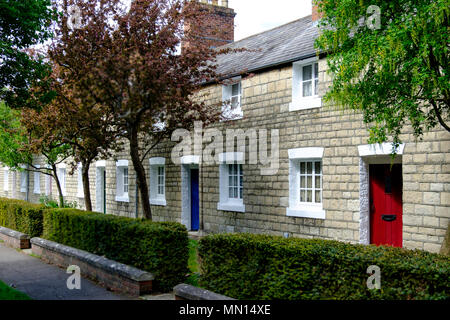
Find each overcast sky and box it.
[229,0,313,41]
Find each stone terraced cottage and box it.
[0,0,449,253]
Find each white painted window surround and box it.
[222,78,243,120]
[290,57,322,112]
[287,147,326,219]
[77,163,84,198]
[115,160,129,202]
[56,163,67,196]
[3,167,9,191]
[217,152,245,213]
[33,165,40,194]
[149,157,166,206]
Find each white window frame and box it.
[149,157,166,206]
[289,57,322,112]
[217,152,245,213]
[115,160,129,202]
[77,163,84,198]
[56,164,67,197]
[222,79,243,120]
[3,167,9,191]
[19,165,28,193]
[33,165,41,194]
[287,147,325,219]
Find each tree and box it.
[51,0,226,219]
[0,101,71,207]
[0,0,56,109]
[315,0,449,147]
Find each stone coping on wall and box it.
[173,283,235,300]
[0,226,31,249]
[31,237,154,296]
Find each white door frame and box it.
[180,156,200,230]
[358,143,404,245]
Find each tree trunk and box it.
[82,160,93,211]
[52,164,64,208]
[128,127,152,220]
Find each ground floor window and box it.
[287,147,325,219]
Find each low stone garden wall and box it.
[31,237,154,297]
[0,226,31,249]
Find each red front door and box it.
[369,164,403,247]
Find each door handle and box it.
[382,214,397,222]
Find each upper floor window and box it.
[290,58,321,111]
[302,63,319,97]
[222,80,243,119]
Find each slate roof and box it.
[215,15,319,79]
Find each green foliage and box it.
[0,0,56,109]
[315,0,450,145]
[0,102,30,168]
[42,208,189,292]
[199,233,450,300]
[0,280,31,300]
[0,198,44,237]
[39,195,78,209]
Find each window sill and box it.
[217,201,245,213]
[286,206,325,219]
[150,198,167,206]
[115,195,129,203]
[289,97,322,112]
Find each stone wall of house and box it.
[0,57,448,253]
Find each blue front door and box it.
[191,169,199,231]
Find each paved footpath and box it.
[0,243,132,300]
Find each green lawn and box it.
[186,239,200,287]
[0,280,31,300]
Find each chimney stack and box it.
[183,0,236,51]
[312,0,322,22]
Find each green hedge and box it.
[43,208,189,292]
[199,233,450,300]
[0,198,44,237]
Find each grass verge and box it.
[0,280,31,300]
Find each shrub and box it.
[0,198,44,237]
[199,233,450,300]
[43,208,189,292]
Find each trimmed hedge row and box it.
[0,198,44,237]
[0,198,189,292]
[199,233,450,300]
[43,208,189,292]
